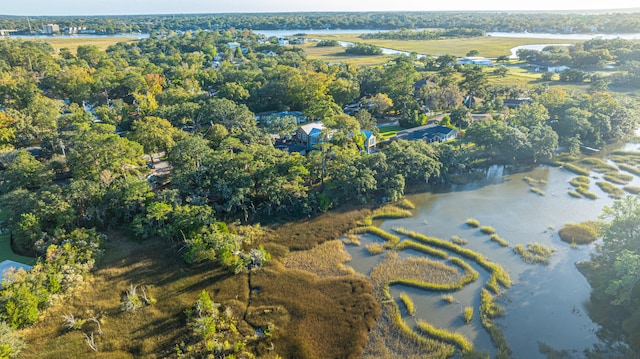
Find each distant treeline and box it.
[1,11,640,34]
[361,28,485,40]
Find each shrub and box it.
[490,234,509,247]
[399,293,416,315]
[465,218,480,228]
[463,307,474,324]
[480,226,496,235]
[365,243,385,255]
[558,222,600,245]
[562,163,590,176]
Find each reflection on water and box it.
[345,161,630,357]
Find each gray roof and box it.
[394,124,457,141]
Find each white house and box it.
[457,57,493,66]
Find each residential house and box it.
[393,124,458,143]
[278,38,290,46]
[503,98,532,108]
[295,122,327,150]
[226,42,241,50]
[457,57,493,66]
[361,130,376,153]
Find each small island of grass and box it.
[558,221,600,245]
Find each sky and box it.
[2,0,640,16]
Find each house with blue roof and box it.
[294,122,377,153]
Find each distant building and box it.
[503,98,532,108]
[42,24,60,34]
[528,62,570,73]
[393,124,458,143]
[226,42,241,50]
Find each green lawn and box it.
[378,125,402,140]
[0,233,36,265]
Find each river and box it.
[345,138,640,357]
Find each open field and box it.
[309,34,578,57]
[294,42,394,65]
[7,36,138,51]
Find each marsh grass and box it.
[282,240,355,277]
[480,226,497,235]
[570,176,590,187]
[372,205,413,219]
[416,320,473,353]
[450,235,468,246]
[562,163,590,176]
[399,293,416,316]
[397,198,416,210]
[558,221,600,245]
[441,294,456,304]
[568,190,582,198]
[396,240,449,259]
[392,227,511,293]
[603,172,633,185]
[580,158,617,173]
[610,155,640,166]
[617,163,640,176]
[576,186,598,199]
[366,243,385,255]
[480,289,511,358]
[596,181,625,199]
[624,186,640,194]
[342,233,361,246]
[530,187,545,196]
[490,234,509,247]
[351,226,400,246]
[513,242,555,265]
[463,307,474,324]
[465,218,480,228]
[523,176,547,186]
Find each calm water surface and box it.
[345,140,640,357]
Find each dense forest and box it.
[2,11,640,34]
[0,25,639,358]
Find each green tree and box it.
[128,116,179,160]
[0,150,49,192]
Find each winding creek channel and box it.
[345,137,640,357]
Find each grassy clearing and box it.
[450,235,468,246]
[399,293,416,316]
[558,221,600,245]
[416,320,473,353]
[617,163,640,176]
[311,33,575,57]
[372,205,413,219]
[466,218,480,228]
[351,225,401,247]
[490,234,509,247]
[603,172,633,185]
[377,125,402,140]
[580,158,618,173]
[570,176,590,188]
[392,227,511,293]
[624,186,640,194]
[480,226,496,235]
[513,242,555,265]
[530,187,546,196]
[596,181,625,199]
[366,243,386,255]
[576,186,598,199]
[396,240,449,259]
[281,240,355,277]
[562,163,590,176]
[19,36,138,52]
